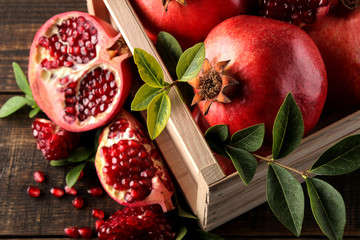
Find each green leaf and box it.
[131,84,162,111]
[272,93,304,159]
[176,42,205,82]
[194,230,224,240]
[0,96,28,118]
[87,155,95,163]
[147,92,171,140]
[50,159,71,166]
[66,147,93,163]
[175,191,198,219]
[204,124,229,143]
[267,163,304,237]
[94,127,104,150]
[310,134,360,175]
[29,106,41,118]
[306,178,346,240]
[206,139,228,158]
[231,123,265,152]
[134,48,164,88]
[156,31,183,77]
[13,62,32,97]
[66,163,86,188]
[175,226,187,240]
[226,147,257,185]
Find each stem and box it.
[163,79,180,91]
[253,153,309,177]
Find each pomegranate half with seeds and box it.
[29,11,132,132]
[95,109,174,212]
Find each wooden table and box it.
[1,0,360,239]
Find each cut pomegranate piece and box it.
[72,196,84,209]
[33,171,45,183]
[95,109,174,212]
[50,187,65,198]
[92,208,105,219]
[27,186,40,197]
[87,186,103,197]
[65,185,77,195]
[64,226,80,238]
[78,226,92,239]
[28,11,132,132]
[31,118,80,160]
[97,205,176,240]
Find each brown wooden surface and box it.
[1,0,360,239]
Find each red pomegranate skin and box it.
[306,6,360,113]
[130,0,255,49]
[199,16,327,139]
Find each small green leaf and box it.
[306,178,346,240]
[66,163,86,188]
[176,42,205,82]
[175,191,198,219]
[194,230,224,240]
[13,62,32,97]
[67,147,93,163]
[50,159,71,166]
[175,226,187,240]
[226,147,257,185]
[204,124,229,143]
[134,48,164,88]
[94,127,104,150]
[206,139,228,158]
[156,31,183,77]
[272,93,304,159]
[267,163,304,237]
[310,134,360,175]
[29,106,41,118]
[0,96,28,118]
[131,84,162,111]
[231,123,265,152]
[147,92,171,139]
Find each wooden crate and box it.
[87,0,360,231]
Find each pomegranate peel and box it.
[95,109,175,212]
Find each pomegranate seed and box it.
[64,185,77,195]
[27,186,40,197]
[92,208,105,219]
[33,171,45,183]
[72,196,84,209]
[95,220,104,231]
[87,186,103,197]
[78,226,92,239]
[78,170,84,180]
[50,187,64,198]
[64,226,79,238]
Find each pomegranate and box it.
[306,5,360,113]
[32,118,80,160]
[97,205,176,240]
[28,11,132,132]
[27,186,40,198]
[192,16,327,141]
[95,109,174,212]
[259,0,331,27]
[33,171,45,183]
[130,0,255,49]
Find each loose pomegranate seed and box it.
[92,208,104,219]
[87,186,103,197]
[64,226,79,238]
[95,220,104,231]
[50,187,64,198]
[78,170,84,180]
[33,171,45,183]
[65,185,77,195]
[27,186,40,197]
[78,226,92,239]
[72,196,84,209]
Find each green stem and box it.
[163,79,180,91]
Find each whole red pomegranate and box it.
[306,5,360,113]
[130,0,255,49]
[192,16,327,140]
[95,109,174,212]
[29,11,132,132]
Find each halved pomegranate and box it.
[29,11,132,132]
[95,109,174,212]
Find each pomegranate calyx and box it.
[189,58,238,115]
[340,0,360,9]
[161,0,187,11]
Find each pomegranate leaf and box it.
[156,31,183,78]
[306,178,346,240]
[50,159,71,167]
[29,105,41,118]
[147,92,171,139]
[176,42,205,82]
[231,123,265,152]
[66,162,86,188]
[272,92,304,159]
[194,229,224,240]
[205,124,229,142]
[226,147,257,185]
[134,48,165,88]
[66,146,93,163]
[12,62,32,98]
[267,163,304,237]
[131,84,162,111]
[309,134,360,175]
[174,191,198,219]
[176,226,187,240]
[0,96,28,118]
